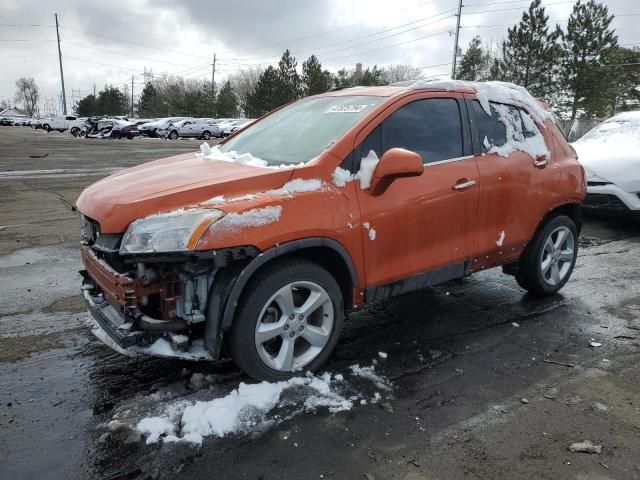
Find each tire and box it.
[43,124,51,132]
[202,130,211,140]
[228,260,344,381]
[168,130,179,140]
[111,131,121,139]
[516,215,578,296]
[127,134,134,140]
[70,127,79,137]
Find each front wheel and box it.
[43,124,51,132]
[516,215,578,296]
[168,130,179,140]
[228,260,344,381]
[202,130,211,140]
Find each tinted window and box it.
[473,101,507,152]
[518,108,541,139]
[382,98,463,163]
[360,125,382,158]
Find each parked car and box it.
[42,115,77,132]
[221,119,254,137]
[573,111,640,218]
[139,117,191,138]
[31,119,43,130]
[0,117,14,126]
[76,81,585,381]
[210,118,240,136]
[69,117,89,137]
[85,119,140,139]
[165,119,221,140]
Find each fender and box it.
[221,237,358,330]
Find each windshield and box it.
[219,95,384,165]
[580,115,640,142]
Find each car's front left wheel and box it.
[228,260,344,381]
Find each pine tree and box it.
[302,55,332,95]
[494,0,562,98]
[456,36,490,81]
[95,86,128,116]
[138,83,164,117]
[359,66,384,86]
[217,81,238,117]
[275,49,302,105]
[602,46,640,113]
[74,94,97,116]
[246,66,280,117]
[561,0,618,121]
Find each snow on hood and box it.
[573,113,640,192]
[410,80,554,125]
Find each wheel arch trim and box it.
[220,237,358,330]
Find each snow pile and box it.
[409,80,554,125]
[332,166,354,187]
[496,230,505,247]
[267,178,323,196]
[356,150,380,189]
[217,206,282,230]
[135,372,356,445]
[362,222,376,241]
[349,364,392,391]
[487,104,550,161]
[197,143,269,168]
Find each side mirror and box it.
[369,148,424,196]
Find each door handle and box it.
[453,179,477,190]
[533,156,550,168]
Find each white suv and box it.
[165,119,221,140]
[42,115,77,132]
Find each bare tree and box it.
[228,67,264,116]
[14,77,39,116]
[380,64,424,84]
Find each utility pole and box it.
[131,75,134,117]
[211,52,217,115]
[54,13,67,115]
[93,84,96,97]
[451,0,463,79]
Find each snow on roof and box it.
[0,108,27,118]
[407,80,554,125]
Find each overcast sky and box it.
[0,0,637,114]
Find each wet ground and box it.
[1,127,639,480]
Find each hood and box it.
[75,152,294,233]
[573,134,640,192]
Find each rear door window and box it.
[472,101,507,153]
[382,98,463,164]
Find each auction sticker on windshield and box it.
[325,104,371,113]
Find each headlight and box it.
[120,208,224,254]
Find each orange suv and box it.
[76,81,586,381]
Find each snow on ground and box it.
[116,365,391,445]
[217,205,283,230]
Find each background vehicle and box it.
[68,117,89,137]
[85,119,139,139]
[221,119,254,137]
[165,119,221,140]
[42,115,77,132]
[76,81,585,381]
[139,117,191,137]
[573,111,640,218]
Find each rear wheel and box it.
[111,131,121,139]
[516,215,578,296]
[228,260,344,381]
[70,127,80,137]
[168,130,179,140]
[43,124,51,132]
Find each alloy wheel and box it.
[254,281,334,372]
[539,226,575,286]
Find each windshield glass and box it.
[580,115,640,142]
[219,95,384,165]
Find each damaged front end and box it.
[80,215,258,360]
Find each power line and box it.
[61,41,189,67]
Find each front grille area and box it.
[583,193,629,211]
[80,215,100,245]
